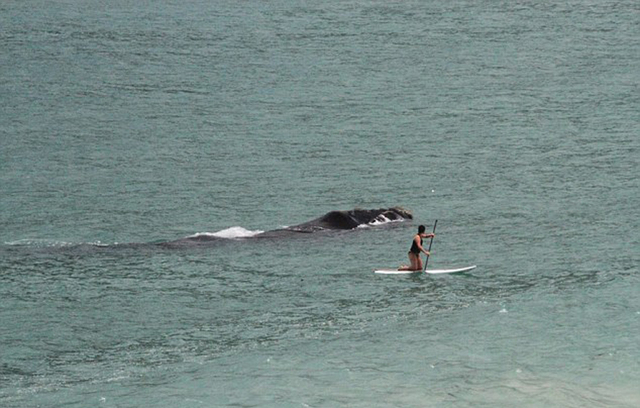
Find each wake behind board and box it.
[374,265,476,275]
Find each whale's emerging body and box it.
[282,207,413,233]
[169,207,413,245]
[5,208,414,251]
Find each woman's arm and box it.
[418,234,434,255]
[415,235,431,255]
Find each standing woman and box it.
[399,225,435,271]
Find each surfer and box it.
[399,225,434,271]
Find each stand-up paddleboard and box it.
[374,265,476,275]
[375,220,475,275]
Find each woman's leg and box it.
[409,253,420,271]
[399,252,418,270]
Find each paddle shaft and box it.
[423,220,437,272]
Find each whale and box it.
[4,208,415,252]
[275,207,412,233]
[167,207,413,245]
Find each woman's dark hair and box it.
[418,225,426,234]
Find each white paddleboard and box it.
[374,265,476,275]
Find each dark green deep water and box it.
[1,1,639,407]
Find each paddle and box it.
[423,220,438,273]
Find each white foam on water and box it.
[4,239,113,248]
[5,239,77,247]
[366,214,405,227]
[190,226,264,240]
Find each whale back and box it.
[287,207,413,232]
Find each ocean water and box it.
[1,0,639,407]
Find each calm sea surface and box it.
[1,0,639,407]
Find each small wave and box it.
[189,227,264,240]
[4,239,113,249]
[5,239,82,247]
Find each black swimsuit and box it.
[409,236,423,255]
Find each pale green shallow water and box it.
[1,1,639,407]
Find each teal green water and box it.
[1,1,639,407]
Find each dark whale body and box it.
[253,207,412,240]
[9,208,414,252]
[283,207,412,232]
[161,207,412,246]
